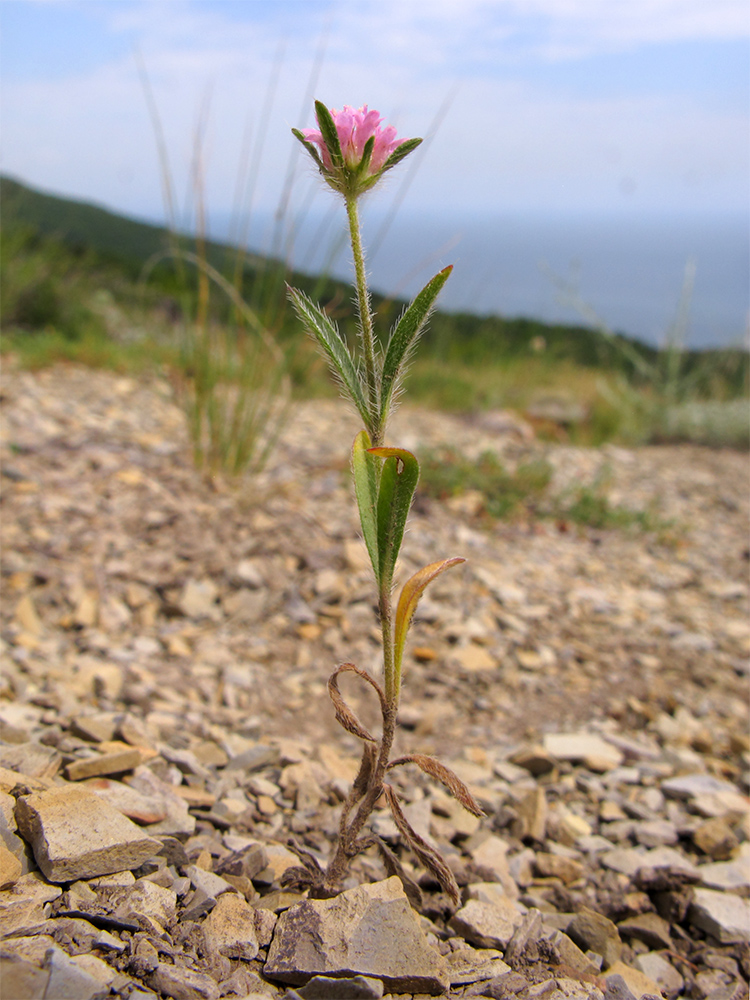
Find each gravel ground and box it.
[1,362,748,1000]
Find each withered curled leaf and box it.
[383,783,460,906]
[327,662,387,742]
[388,753,485,818]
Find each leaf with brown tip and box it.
[393,557,465,693]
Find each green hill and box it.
[1,174,746,446]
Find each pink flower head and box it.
[294,101,421,198]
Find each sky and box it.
[1,0,748,229]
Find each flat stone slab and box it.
[264,876,449,995]
[689,887,750,944]
[14,785,160,882]
[543,733,623,772]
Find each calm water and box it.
[214,208,749,350]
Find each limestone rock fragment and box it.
[14,785,160,882]
[264,876,449,995]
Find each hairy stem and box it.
[345,194,380,442]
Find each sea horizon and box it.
[206,205,749,352]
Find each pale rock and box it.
[698,856,750,893]
[222,588,266,623]
[82,777,168,824]
[513,786,548,842]
[454,644,496,672]
[65,744,143,781]
[692,816,740,860]
[633,952,684,997]
[546,930,600,975]
[0,840,23,888]
[73,590,99,627]
[114,877,177,933]
[661,772,739,800]
[14,594,43,636]
[567,906,622,967]
[600,839,641,867]
[254,842,300,884]
[0,870,62,934]
[636,845,700,881]
[234,559,265,587]
[179,577,220,620]
[297,974,384,999]
[264,876,449,995]
[253,904,278,946]
[71,656,123,700]
[618,912,673,950]
[507,745,556,777]
[202,891,259,960]
[14,785,160,882]
[148,962,220,1000]
[533,851,584,884]
[0,742,61,780]
[449,897,523,949]
[543,733,623,772]
[634,819,678,848]
[689,886,750,943]
[465,881,515,908]
[430,787,481,839]
[279,761,323,811]
[185,864,234,900]
[469,835,518,898]
[0,953,50,1000]
[445,947,511,985]
[43,945,110,1000]
[558,810,593,846]
[604,961,661,999]
[125,767,196,837]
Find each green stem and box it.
[380,586,397,707]
[345,194,380,442]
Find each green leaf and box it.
[369,446,420,592]
[381,137,422,172]
[314,100,343,168]
[380,266,452,425]
[357,135,375,177]
[352,431,381,582]
[291,128,324,172]
[287,285,370,428]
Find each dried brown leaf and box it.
[352,741,378,799]
[383,783,460,906]
[328,662,386,742]
[374,837,424,909]
[388,753,485,817]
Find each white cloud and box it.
[1,0,746,223]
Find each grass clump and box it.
[419,448,672,533]
[418,448,552,519]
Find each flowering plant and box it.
[284,102,482,905]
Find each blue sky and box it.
[1,0,748,228]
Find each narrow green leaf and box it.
[291,128,324,172]
[287,285,370,428]
[381,137,422,172]
[352,431,381,582]
[369,446,420,591]
[357,135,375,177]
[314,100,343,168]
[380,266,452,425]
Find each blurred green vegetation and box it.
[2,175,747,451]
